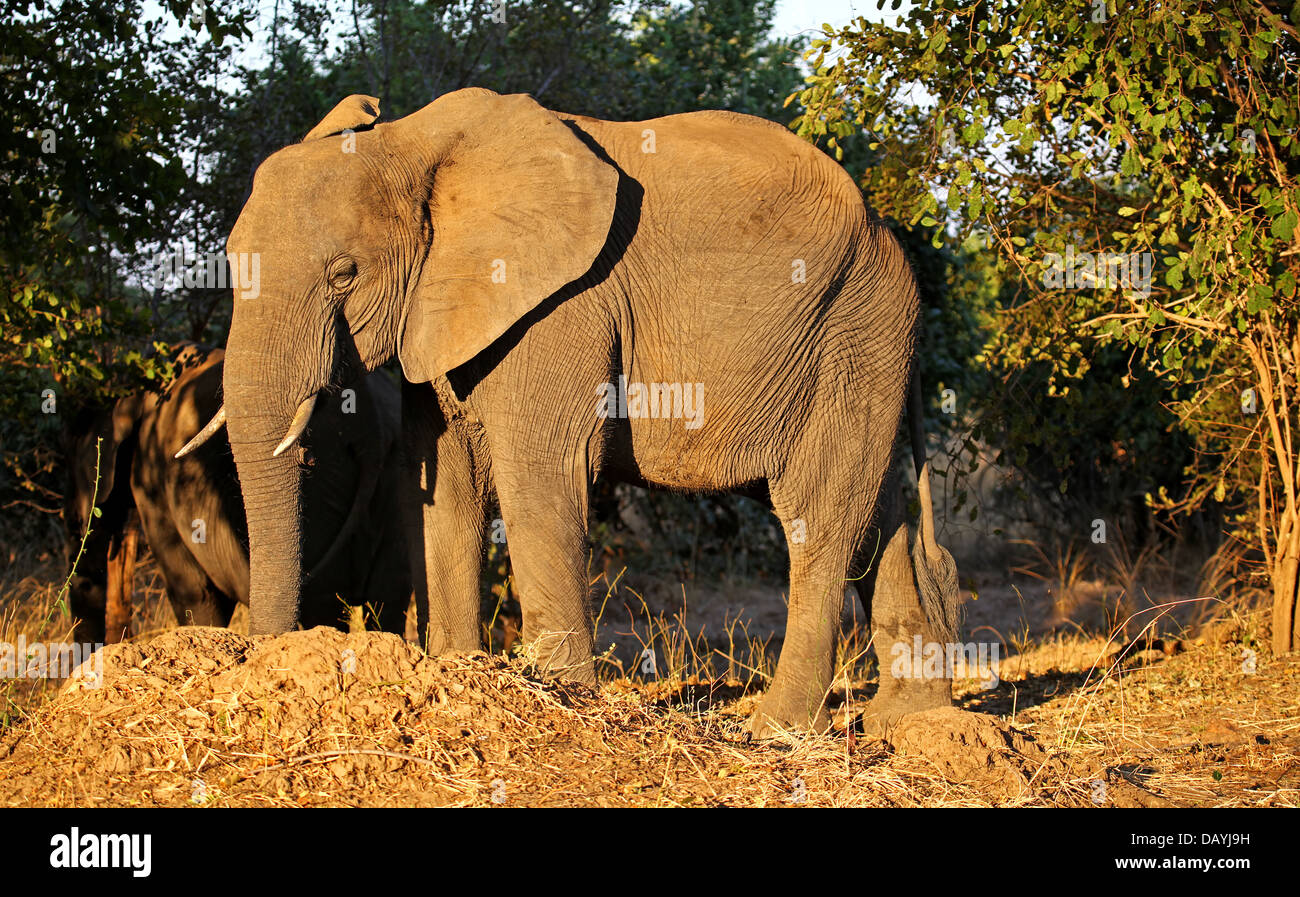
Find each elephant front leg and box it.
[400,386,486,654]
[492,466,596,684]
[413,495,485,653]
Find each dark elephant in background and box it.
[183,88,962,737]
[63,345,410,643]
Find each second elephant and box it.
[64,345,410,641]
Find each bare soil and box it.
[2,528,1295,807]
[1,621,1295,807]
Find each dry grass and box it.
[1010,538,1093,620]
[4,613,1288,807]
[0,542,178,725]
[0,627,1091,808]
[1,531,1295,807]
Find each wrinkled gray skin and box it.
[206,88,961,736]
[854,445,963,736]
[64,346,409,641]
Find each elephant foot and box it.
[747,690,832,742]
[525,630,597,685]
[857,683,952,740]
[546,657,597,686]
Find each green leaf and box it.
[1270,209,1298,242]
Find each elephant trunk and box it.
[232,446,304,635]
[222,319,316,636]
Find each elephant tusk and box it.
[272,393,318,457]
[174,405,227,458]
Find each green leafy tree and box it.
[322,0,802,120]
[617,0,803,119]
[0,0,250,516]
[794,0,1300,651]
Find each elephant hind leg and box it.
[752,436,887,739]
[751,530,858,738]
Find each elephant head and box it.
[182,89,618,634]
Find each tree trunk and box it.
[1273,537,1299,655]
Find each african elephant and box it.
[63,344,409,643]
[182,88,961,736]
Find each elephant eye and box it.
[328,260,358,289]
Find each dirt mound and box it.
[886,707,1051,800]
[885,707,1184,807]
[1,627,619,806]
[0,627,1185,807]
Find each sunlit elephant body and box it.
[207,89,958,735]
[64,346,409,642]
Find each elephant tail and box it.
[911,461,963,644]
[907,365,926,481]
[907,368,964,643]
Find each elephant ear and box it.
[397,88,619,382]
[70,395,144,517]
[101,395,148,497]
[303,95,381,142]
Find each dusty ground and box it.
[0,617,1295,807]
[2,523,1295,807]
